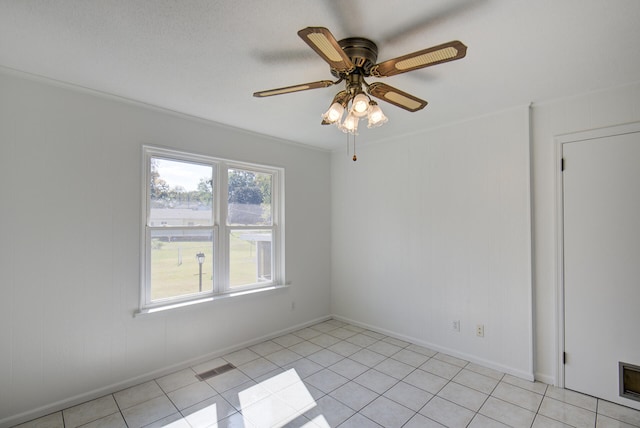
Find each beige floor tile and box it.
[538,397,596,428]
[78,412,127,428]
[420,396,475,428]
[391,349,431,367]
[421,358,463,380]
[328,358,369,379]
[468,413,511,428]
[597,400,640,427]
[433,353,468,368]
[383,381,433,411]
[14,412,64,428]
[166,381,217,410]
[353,369,398,394]
[304,368,348,393]
[345,333,379,348]
[360,396,415,428]
[502,373,548,395]
[63,395,119,428]
[492,381,543,412]
[205,368,252,393]
[479,397,536,428]
[367,341,402,357]
[597,414,639,428]
[349,348,387,367]
[404,369,449,394]
[114,381,163,410]
[181,394,237,426]
[532,414,574,428]
[546,386,597,411]
[327,340,362,357]
[306,349,344,367]
[438,381,488,412]
[248,340,284,357]
[404,413,447,427]
[452,369,499,394]
[156,368,198,394]
[308,333,341,348]
[271,333,304,348]
[373,358,414,379]
[121,395,178,428]
[303,395,356,427]
[465,363,504,381]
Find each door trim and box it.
[554,121,640,387]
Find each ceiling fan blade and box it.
[297,27,355,73]
[372,40,467,77]
[367,82,428,112]
[253,80,335,97]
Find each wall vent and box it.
[196,363,236,381]
[620,361,640,402]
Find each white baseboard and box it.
[534,372,556,386]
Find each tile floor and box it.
[15,319,640,428]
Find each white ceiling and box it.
[1,0,639,150]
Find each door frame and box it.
[554,121,640,388]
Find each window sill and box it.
[134,284,289,317]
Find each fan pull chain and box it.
[352,133,357,161]
[346,131,349,158]
[346,132,357,161]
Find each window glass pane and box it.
[227,168,272,226]
[229,229,272,288]
[150,229,213,301]
[150,158,214,226]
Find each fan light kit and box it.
[254,27,467,160]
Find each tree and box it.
[228,170,263,205]
[228,169,265,224]
[255,173,272,223]
[150,159,169,203]
[197,178,213,207]
[169,185,186,203]
[255,173,272,205]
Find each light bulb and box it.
[351,93,370,117]
[321,102,344,124]
[367,102,388,128]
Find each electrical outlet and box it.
[476,324,484,337]
[291,301,295,311]
[452,320,460,332]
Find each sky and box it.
[155,158,212,191]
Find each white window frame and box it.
[139,146,285,314]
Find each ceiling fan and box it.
[254,26,467,133]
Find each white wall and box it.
[331,106,533,379]
[0,71,332,424]
[530,82,640,384]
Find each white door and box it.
[562,125,640,410]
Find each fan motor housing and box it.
[333,37,379,77]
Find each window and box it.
[141,146,284,312]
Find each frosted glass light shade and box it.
[322,102,345,124]
[351,93,370,117]
[367,102,388,128]
[340,112,359,134]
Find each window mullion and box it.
[218,162,229,294]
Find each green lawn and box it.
[229,232,261,287]
[150,234,262,301]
